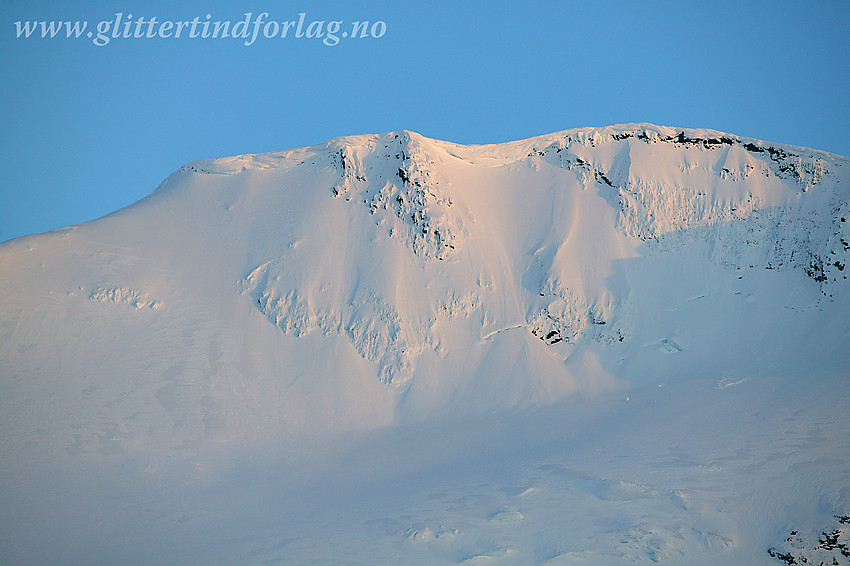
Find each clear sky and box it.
[1,0,848,243]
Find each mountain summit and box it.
[2,124,850,564]
[1,124,848,453]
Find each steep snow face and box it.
[2,125,850,566]
[0,124,848,459]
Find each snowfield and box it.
[1,124,848,565]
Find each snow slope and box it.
[1,124,848,565]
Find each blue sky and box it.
[1,0,848,243]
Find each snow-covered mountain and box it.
[1,124,848,565]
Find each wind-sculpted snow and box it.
[89,285,161,310]
[513,124,848,294]
[645,194,850,296]
[527,280,625,345]
[1,124,849,565]
[768,515,850,566]
[242,261,424,385]
[330,130,468,260]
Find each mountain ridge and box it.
[3,124,850,564]
[170,123,845,179]
[1,124,848,457]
